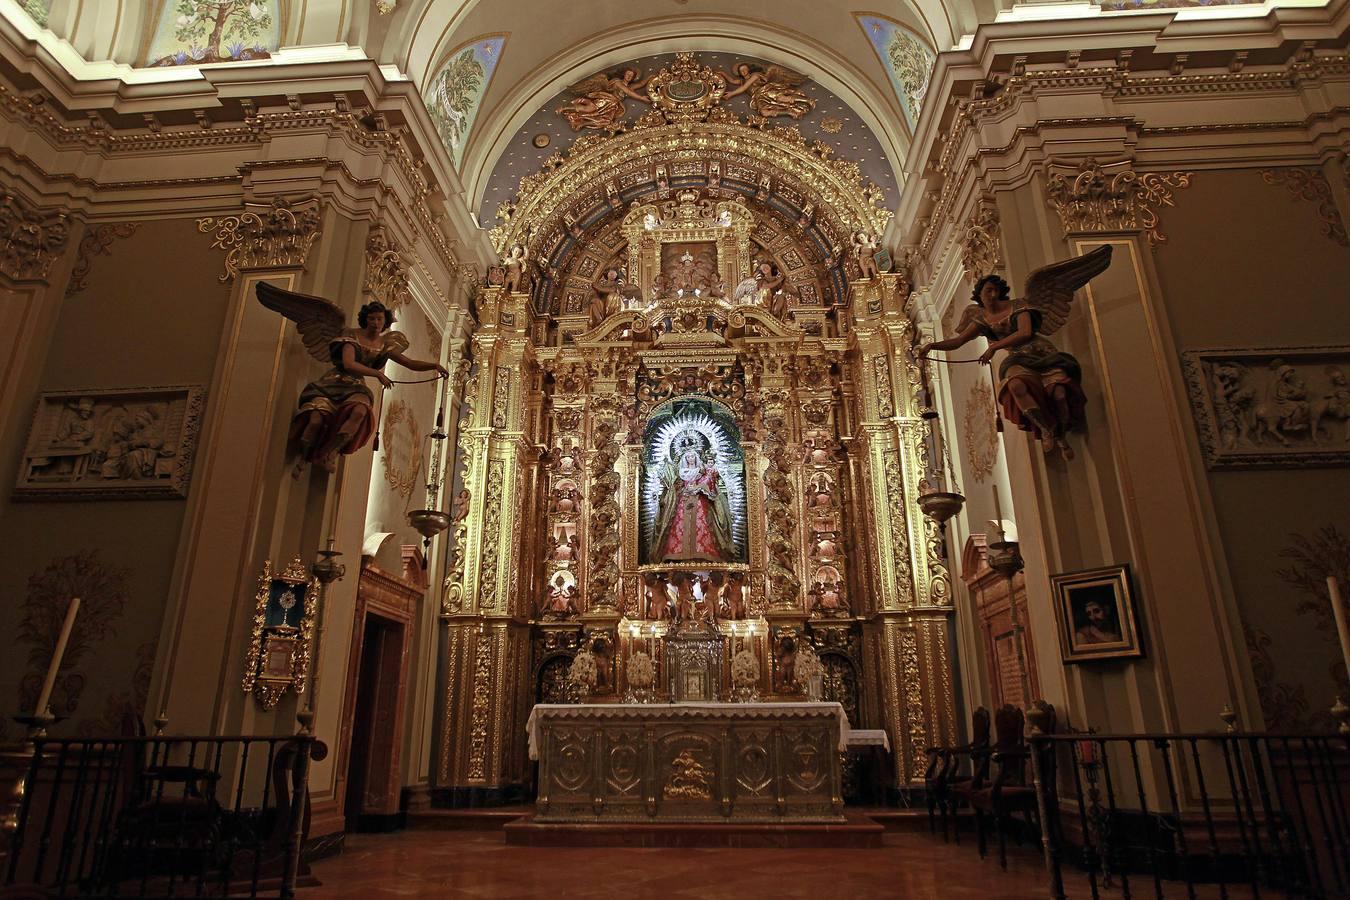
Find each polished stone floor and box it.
[306,827,1062,899]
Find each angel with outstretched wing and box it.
[919,246,1113,459]
[555,68,650,132]
[722,63,815,120]
[256,282,447,474]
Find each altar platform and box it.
[526,702,849,828]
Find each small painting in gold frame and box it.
[241,557,319,709]
[1051,564,1144,663]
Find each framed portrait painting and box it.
[1051,564,1143,663]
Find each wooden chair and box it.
[924,706,990,841]
[969,701,1057,870]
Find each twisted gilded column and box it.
[437,286,535,798]
[848,272,957,789]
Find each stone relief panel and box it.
[1181,346,1350,468]
[16,385,206,500]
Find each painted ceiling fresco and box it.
[147,0,281,67]
[477,51,900,228]
[856,14,936,135]
[427,34,506,170]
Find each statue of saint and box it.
[649,429,736,562]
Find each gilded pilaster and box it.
[438,286,536,793]
[849,272,957,787]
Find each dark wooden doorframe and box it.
[333,556,423,832]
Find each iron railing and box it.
[1,732,322,899]
[1029,731,1350,899]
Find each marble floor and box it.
[305,827,1072,899]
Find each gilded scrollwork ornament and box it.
[198,195,323,282]
[960,197,1002,279]
[1045,159,1192,246]
[0,189,69,283]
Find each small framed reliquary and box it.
[241,557,319,710]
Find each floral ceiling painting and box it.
[147,0,281,67]
[857,14,936,133]
[427,35,506,169]
[1100,0,1253,9]
[18,0,51,28]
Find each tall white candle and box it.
[35,597,80,717]
[992,486,1005,541]
[1329,577,1350,682]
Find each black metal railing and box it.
[1029,731,1350,899]
[1,732,322,899]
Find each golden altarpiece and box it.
[436,54,957,799]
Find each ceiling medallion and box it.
[642,53,729,126]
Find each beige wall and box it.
[1155,169,1350,729]
[0,219,231,741]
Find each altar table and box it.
[526,702,849,823]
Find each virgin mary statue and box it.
[649,429,737,563]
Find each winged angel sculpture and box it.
[722,63,815,120]
[555,68,650,132]
[256,282,447,475]
[919,246,1113,460]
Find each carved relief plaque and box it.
[1182,346,1350,469]
[16,385,206,500]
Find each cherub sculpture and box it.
[556,68,651,132]
[722,63,815,119]
[852,232,880,280]
[501,244,531,293]
[919,246,1113,460]
[257,282,447,474]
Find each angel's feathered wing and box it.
[255,280,346,364]
[568,73,615,96]
[1021,245,1113,336]
[762,65,808,87]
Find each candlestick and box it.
[1330,577,1350,685]
[35,597,80,716]
[991,486,1006,541]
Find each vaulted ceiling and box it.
[20,0,1025,255]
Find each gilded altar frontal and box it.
[2,0,1349,893]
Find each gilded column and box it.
[849,272,957,789]
[438,286,535,797]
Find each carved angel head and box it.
[971,274,1010,310]
[358,301,396,331]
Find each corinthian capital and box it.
[197,195,323,282]
[0,189,69,283]
[1045,158,1192,246]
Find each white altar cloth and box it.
[845,728,891,751]
[526,701,852,760]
